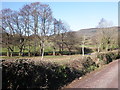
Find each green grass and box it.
[2,46,54,53]
[2,47,20,52]
[2,48,8,52]
[2,43,97,53]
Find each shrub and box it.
[116,50,120,59]
[2,50,119,89]
[97,51,119,66]
[82,57,96,68]
[85,65,98,73]
[82,57,97,73]
[2,59,83,89]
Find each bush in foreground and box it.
[2,50,119,89]
[97,51,119,66]
[2,59,84,89]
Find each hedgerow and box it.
[2,50,119,89]
[97,51,119,65]
[2,59,84,89]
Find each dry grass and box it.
[1,54,85,65]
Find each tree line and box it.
[1,2,82,58]
[1,2,118,58]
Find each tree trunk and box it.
[39,42,42,56]
[7,47,13,57]
[19,52,21,56]
[28,45,31,57]
[53,47,56,56]
[62,44,64,52]
[34,42,36,56]
[68,48,71,55]
[59,46,62,55]
[19,48,23,56]
[28,50,30,57]
[7,48,10,57]
[82,36,85,56]
[98,45,100,52]
[40,48,42,56]
[41,41,44,60]
[41,47,44,60]
[82,45,84,56]
[10,52,13,57]
[28,50,30,56]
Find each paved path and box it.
[65,60,119,88]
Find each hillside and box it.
[74,26,118,37]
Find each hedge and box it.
[2,59,84,89]
[97,51,119,65]
[2,50,120,89]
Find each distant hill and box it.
[74,26,119,37]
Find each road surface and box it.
[65,60,119,89]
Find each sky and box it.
[2,2,118,31]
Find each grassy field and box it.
[2,46,56,53]
[2,46,38,53]
[2,44,96,53]
[2,49,118,68]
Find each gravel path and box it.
[65,60,119,89]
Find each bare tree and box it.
[63,31,80,55]
[54,19,69,54]
[11,11,26,56]
[20,4,32,56]
[1,9,15,57]
[97,18,114,52]
[30,2,40,56]
[49,18,58,56]
[2,2,80,57]
[39,4,53,59]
